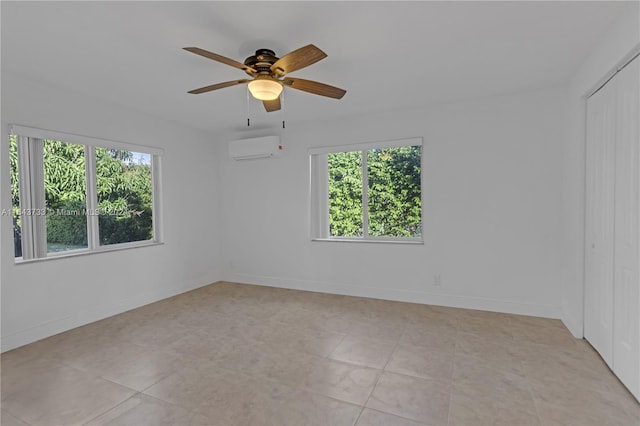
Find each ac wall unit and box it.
[228,135,282,160]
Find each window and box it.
[8,125,163,261]
[95,148,154,246]
[310,137,423,243]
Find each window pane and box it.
[9,135,22,257]
[328,151,362,237]
[43,140,88,253]
[367,145,422,237]
[96,148,153,245]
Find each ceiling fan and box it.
[183,44,346,112]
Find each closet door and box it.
[584,73,617,367]
[613,56,640,399]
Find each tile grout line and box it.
[81,391,142,426]
[2,408,33,426]
[362,407,431,426]
[353,321,406,425]
[324,332,348,360]
[445,317,460,426]
[525,368,545,426]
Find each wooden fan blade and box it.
[270,44,327,76]
[282,78,346,99]
[263,97,281,112]
[188,79,249,94]
[183,47,257,73]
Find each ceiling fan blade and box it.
[188,79,249,94]
[282,78,346,99]
[263,98,281,112]
[183,47,257,73]
[270,44,327,76]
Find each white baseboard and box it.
[223,272,562,319]
[561,313,584,338]
[0,275,219,353]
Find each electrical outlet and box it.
[433,274,441,286]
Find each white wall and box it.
[220,87,566,318]
[0,73,223,351]
[561,2,640,337]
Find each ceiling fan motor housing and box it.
[244,49,279,75]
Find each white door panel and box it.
[613,57,640,400]
[585,73,617,367]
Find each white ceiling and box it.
[1,1,625,136]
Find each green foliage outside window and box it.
[9,135,19,217]
[43,140,88,249]
[327,145,421,238]
[9,135,21,256]
[96,147,153,245]
[328,151,363,236]
[368,146,422,237]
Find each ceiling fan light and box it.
[248,78,283,101]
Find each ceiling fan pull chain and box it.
[246,86,251,127]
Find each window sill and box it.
[15,240,164,264]
[312,238,423,245]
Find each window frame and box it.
[9,125,164,262]
[309,137,424,244]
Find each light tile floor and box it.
[2,282,639,426]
